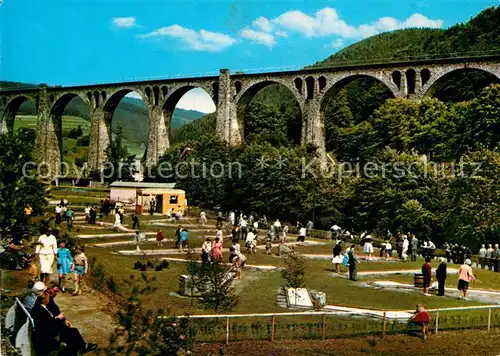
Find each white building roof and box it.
[110,182,176,189]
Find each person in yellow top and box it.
[24,203,33,216]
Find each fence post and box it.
[382,312,387,338]
[488,308,492,332]
[322,314,326,340]
[225,317,229,344]
[435,310,439,334]
[271,315,275,342]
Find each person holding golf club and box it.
[457,258,476,300]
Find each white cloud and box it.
[272,10,318,37]
[139,25,236,52]
[253,16,273,33]
[240,28,276,47]
[112,17,137,29]
[402,13,444,28]
[269,7,443,39]
[331,38,344,49]
[275,31,288,38]
[176,88,216,113]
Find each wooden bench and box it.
[4,297,35,356]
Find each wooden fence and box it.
[160,305,500,344]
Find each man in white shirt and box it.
[385,241,393,260]
[427,240,436,259]
[215,226,224,243]
[331,225,341,240]
[306,221,314,236]
[55,205,63,225]
[245,230,256,254]
[273,219,281,240]
[240,218,248,241]
[298,226,307,244]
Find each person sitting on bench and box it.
[31,290,98,355]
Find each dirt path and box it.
[54,284,118,348]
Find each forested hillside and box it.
[148,6,500,249]
[316,6,500,66]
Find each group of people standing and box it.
[422,257,476,300]
[54,203,75,231]
[477,244,500,271]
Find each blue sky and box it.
[1,0,498,112]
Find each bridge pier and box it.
[216,69,240,145]
[34,89,61,179]
[87,107,112,174]
[146,105,169,166]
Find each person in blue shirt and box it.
[57,242,73,292]
[179,229,188,251]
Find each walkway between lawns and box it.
[116,241,326,256]
[372,280,500,304]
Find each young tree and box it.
[102,123,137,181]
[191,259,239,314]
[281,250,306,289]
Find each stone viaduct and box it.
[1,55,499,178]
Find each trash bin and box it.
[135,204,143,215]
[414,273,424,288]
[309,290,327,307]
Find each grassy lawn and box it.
[25,212,500,325]
[15,115,144,160]
[14,115,91,132]
[85,241,495,317]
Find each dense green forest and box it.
[147,6,500,249]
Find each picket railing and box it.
[161,305,500,344]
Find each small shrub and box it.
[68,125,83,139]
[89,257,106,291]
[107,277,120,294]
[281,249,306,289]
[74,157,87,168]
[76,134,90,147]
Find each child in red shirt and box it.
[156,229,165,247]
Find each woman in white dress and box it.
[332,240,343,273]
[402,236,409,261]
[113,209,121,228]
[35,229,57,284]
[199,211,207,226]
[363,235,374,260]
